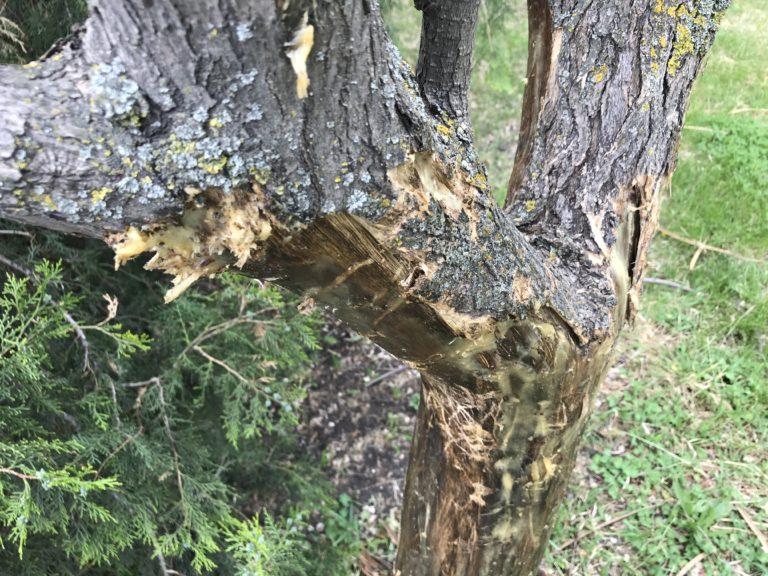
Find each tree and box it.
[0,0,731,573]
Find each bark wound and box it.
[623,174,665,321]
[107,186,272,302]
[420,377,501,571]
[505,0,557,203]
[285,13,314,99]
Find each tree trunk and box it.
[0,0,730,574]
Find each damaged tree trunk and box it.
[0,0,730,574]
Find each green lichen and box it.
[591,63,608,83]
[668,22,695,76]
[651,1,728,77]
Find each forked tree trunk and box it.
[0,0,729,574]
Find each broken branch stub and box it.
[108,186,272,302]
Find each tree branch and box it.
[415,0,482,119]
[503,0,731,326]
[1,0,606,341]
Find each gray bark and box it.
[0,0,730,574]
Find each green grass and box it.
[386,1,767,573]
[546,1,768,573]
[0,0,86,63]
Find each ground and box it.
[299,1,768,574]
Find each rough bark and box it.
[415,0,482,118]
[0,0,729,574]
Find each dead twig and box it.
[64,311,92,372]
[683,125,715,132]
[731,107,768,115]
[0,229,31,237]
[657,227,766,269]
[556,501,666,550]
[0,467,37,481]
[0,252,32,276]
[737,505,768,554]
[675,552,706,576]
[366,365,410,388]
[643,277,692,292]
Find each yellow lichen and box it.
[199,156,228,175]
[591,63,608,83]
[108,186,272,303]
[41,195,57,210]
[668,22,694,76]
[525,199,536,212]
[91,187,112,204]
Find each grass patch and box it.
[548,1,768,573]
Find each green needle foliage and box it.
[1,7,363,575]
[0,229,361,575]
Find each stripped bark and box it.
[0,0,730,574]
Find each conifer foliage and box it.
[0,225,362,575]
[0,3,364,573]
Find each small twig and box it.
[557,501,666,550]
[193,345,249,383]
[64,311,92,372]
[0,467,37,481]
[675,552,706,576]
[366,365,410,388]
[0,229,31,237]
[157,378,184,501]
[643,277,692,292]
[96,377,156,478]
[96,430,142,478]
[737,505,768,553]
[121,377,161,389]
[0,253,93,371]
[176,316,273,364]
[155,379,185,500]
[156,548,169,576]
[0,252,32,276]
[730,107,768,115]
[657,227,765,267]
[683,125,715,132]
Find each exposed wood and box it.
[0,0,732,574]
